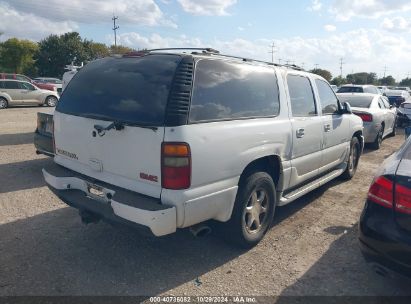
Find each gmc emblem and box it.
[140,172,158,183]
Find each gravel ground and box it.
[0,106,410,297]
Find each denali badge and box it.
[56,148,78,160]
[140,172,158,183]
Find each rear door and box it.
[54,54,182,198]
[3,81,22,104]
[315,79,350,172]
[287,73,323,187]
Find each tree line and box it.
[0,32,134,78]
[1,31,410,86]
[308,68,410,87]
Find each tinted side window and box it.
[4,81,19,89]
[315,79,340,115]
[19,82,35,90]
[0,81,4,89]
[287,75,316,117]
[189,60,280,122]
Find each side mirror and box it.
[342,101,352,114]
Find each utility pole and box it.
[112,15,119,47]
[268,42,277,63]
[278,58,283,65]
[314,63,319,69]
[339,57,345,78]
[383,65,388,78]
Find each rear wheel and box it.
[0,98,8,109]
[45,96,58,107]
[222,171,276,248]
[372,125,384,150]
[342,137,360,180]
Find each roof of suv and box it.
[122,47,306,72]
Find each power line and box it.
[112,15,119,47]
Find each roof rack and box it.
[122,47,304,71]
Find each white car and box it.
[0,79,59,109]
[42,48,363,248]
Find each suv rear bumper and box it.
[43,163,176,236]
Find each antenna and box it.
[112,16,119,47]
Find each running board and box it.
[278,169,344,206]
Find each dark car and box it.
[359,136,411,278]
[34,111,54,156]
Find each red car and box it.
[0,73,56,92]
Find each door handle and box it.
[296,128,305,138]
[324,124,331,132]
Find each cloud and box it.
[330,0,411,21]
[0,2,77,41]
[177,0,237,16]
[238,26,245,31]
[308,0,322,12]
[1,0,176,28]
[324,24,336,32]
[113,28,411,80]
[381,16,410,32]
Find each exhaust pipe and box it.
[189,224,212,238]
[79,210,100,224]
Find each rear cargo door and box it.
[53,54,182,198]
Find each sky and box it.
[1,0,411,81]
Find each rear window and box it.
[189,59,280,122]
[338,96,373,108]
[57,54,181,126]
[337,87,364,93]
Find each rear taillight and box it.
[395,183,411,214]
[161,142,191,190]
[355,113,373,122]
[367,176,393,208]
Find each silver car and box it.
[338,93,397,149]
[0,79,59,109]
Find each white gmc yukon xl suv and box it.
[43,48,364,248]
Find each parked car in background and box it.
[34,110,54,156]
[360,136,411,278]
[0,73,57,92]
[385,90,409,107]
[34,77,63,95]
[0,79,59,109]
[42,48,364,248]
[395,86,411,96]
[378,86,388,95]
[337,93,396,149]
[397,101,411,127]
[62,63,83,92]
[337,84,381,95]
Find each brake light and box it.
[161,142,191,190]
[355,113,373,122]
[367,176,393,208]
[395,183,411,214]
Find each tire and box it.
[0,97,8,109]
[372,125,384,150]
[342,136,360,180]
[222,171,276,248]
[389,120,396,137]
[45,96,58,107]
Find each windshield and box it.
[56,54,181,126]
[337,87,363,93]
